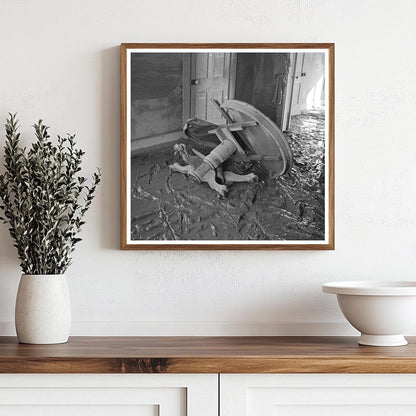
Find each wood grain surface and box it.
[0,336,415,374]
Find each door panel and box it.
[290,52,306,116]
[0,374,218,416]
[290,52,325,116]
[195,54,208,78]
[212,53,226,77]
[207,90,224,121]
[195,91,208,119]
[221,374,416,416]
[0,405,158,416]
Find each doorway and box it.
[282,52,326,131]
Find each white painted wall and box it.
[0,0,415,336]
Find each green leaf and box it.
[0,113,101,274]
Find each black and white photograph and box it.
[121,44,334,249]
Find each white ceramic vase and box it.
[15,274,71,344]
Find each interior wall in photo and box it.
[130,53,183,141]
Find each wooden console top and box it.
[0,336,415,373]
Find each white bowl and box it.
[323,281,416,346]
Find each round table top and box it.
[221,100,293,176]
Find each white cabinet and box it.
[4,373,416,415]
[221,374,416,416]
[0,374,218,416]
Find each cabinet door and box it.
[221,374,416,416]
[0,374,217,416]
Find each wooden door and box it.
[289,52,326,117]
[290,52,307,116]
[190,53,235,124]
[282,52,326,129]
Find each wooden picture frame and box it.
[121,43,334,250]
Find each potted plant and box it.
[0,114,101,344]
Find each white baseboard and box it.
[0,321,359,337]
[131,130,184,153]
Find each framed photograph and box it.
[121,43,334,250]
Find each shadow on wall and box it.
[229,280,338,334]
[99,47,121,250]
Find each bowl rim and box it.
[322,281,416,296]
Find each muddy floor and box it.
[131,111,325,241]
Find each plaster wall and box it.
[0,0,415,336]
[131,53,183,140]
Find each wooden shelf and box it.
[1,336,416,373]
